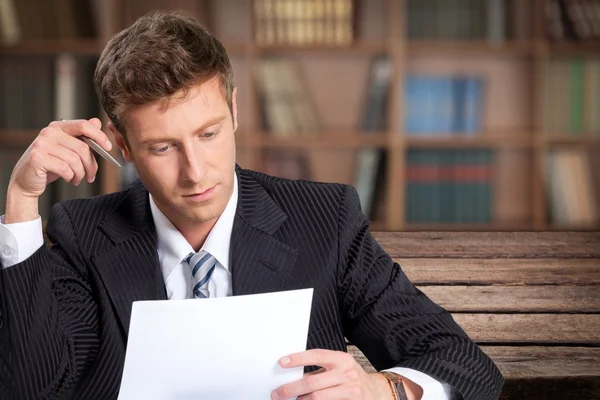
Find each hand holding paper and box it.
[271,349,393,400]
[118,289,313,400]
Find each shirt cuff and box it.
[0,215,44,268]
[384,367,452,400]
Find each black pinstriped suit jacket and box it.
[0,166,503,400]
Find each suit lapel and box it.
[92,180,167,336]
[231,168,298,296]
[89,168,297,334]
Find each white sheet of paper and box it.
[117,288,314,400]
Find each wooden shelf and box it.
[255,41,387,55]
[407,40,536,57]
[260,132,389,149]
[545,136,600,147]
[549,41,600,55]
[404,221,534,232]
[0,39,103,55]
[405,133,534,149]
[0,131,37,146]
[196,41,388,56]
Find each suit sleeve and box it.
[0,203,100,400]
[335,185,504,400]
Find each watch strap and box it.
[379,371,408,400]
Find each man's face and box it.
[115,77,238,231]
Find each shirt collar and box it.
[149,172,238,280]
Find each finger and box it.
[272,370,344,399]
[89,153,99,183]
[42,154,76,183]
[49,118,112,151]
[44,141,87,185]
[88,117,102,129]
[54,134,99,184]
[81,151,99,183]
[297,384,360,400]
[305,368,326,376]
[39,127,100,184]
[279,349,349,370]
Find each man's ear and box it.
[108,121,133,163]
[231,87,238,132]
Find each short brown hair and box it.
[94,11,234,135]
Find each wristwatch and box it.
[379,371,408,400]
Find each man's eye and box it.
[203,130,219,138]
[152,145,171,154]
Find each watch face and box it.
[380,372,407,399]
[394,381,408,399]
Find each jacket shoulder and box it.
[241,169,350,203]
[55,188,128,220]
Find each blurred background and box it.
[0,0,599,232]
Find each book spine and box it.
[463,77,483,135]
[569,58,584,136]
[486,0,506,43]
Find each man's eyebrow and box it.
[139,115,227,146]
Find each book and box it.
[355,56,391,217]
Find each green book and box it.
[430,150,442,223]
[406,150,416,223]
[570,58,584,136]
[439,150,455,223]
[464,150,477,223]
[478,150,493,223]
[453,150,465,223]
[418,150,430,223]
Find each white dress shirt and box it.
[150,175,238,300]
[0,174,450,399]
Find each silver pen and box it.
[79,136,122,168]
[59,119,122,168]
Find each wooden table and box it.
[350,231,600,399]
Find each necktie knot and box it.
[184,250,217,298]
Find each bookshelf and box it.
[1,0,599,231]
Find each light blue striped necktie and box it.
[184,250,217,298]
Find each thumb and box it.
[88,117,102,129]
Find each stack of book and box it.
[405,149,495,223]
[253,0,354,47]
[407,0,513,43]
[354,56,391,219]
[546,0,600,41]
[256,57,318,180]
[404,75,484,136]
[0,54,99,132]
[543,57,600,136]
[546,149,598,227]
[0,0,97,44]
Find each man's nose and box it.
[180,147,207,183]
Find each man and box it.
[0,11,503,400]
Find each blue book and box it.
[427,78,441,134]
[423,77,436,135]
[404,76,419,134]
[437,77,455,135]
[464,77,483,134]
[452,77,467,133]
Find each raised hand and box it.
[5,118,112,223]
